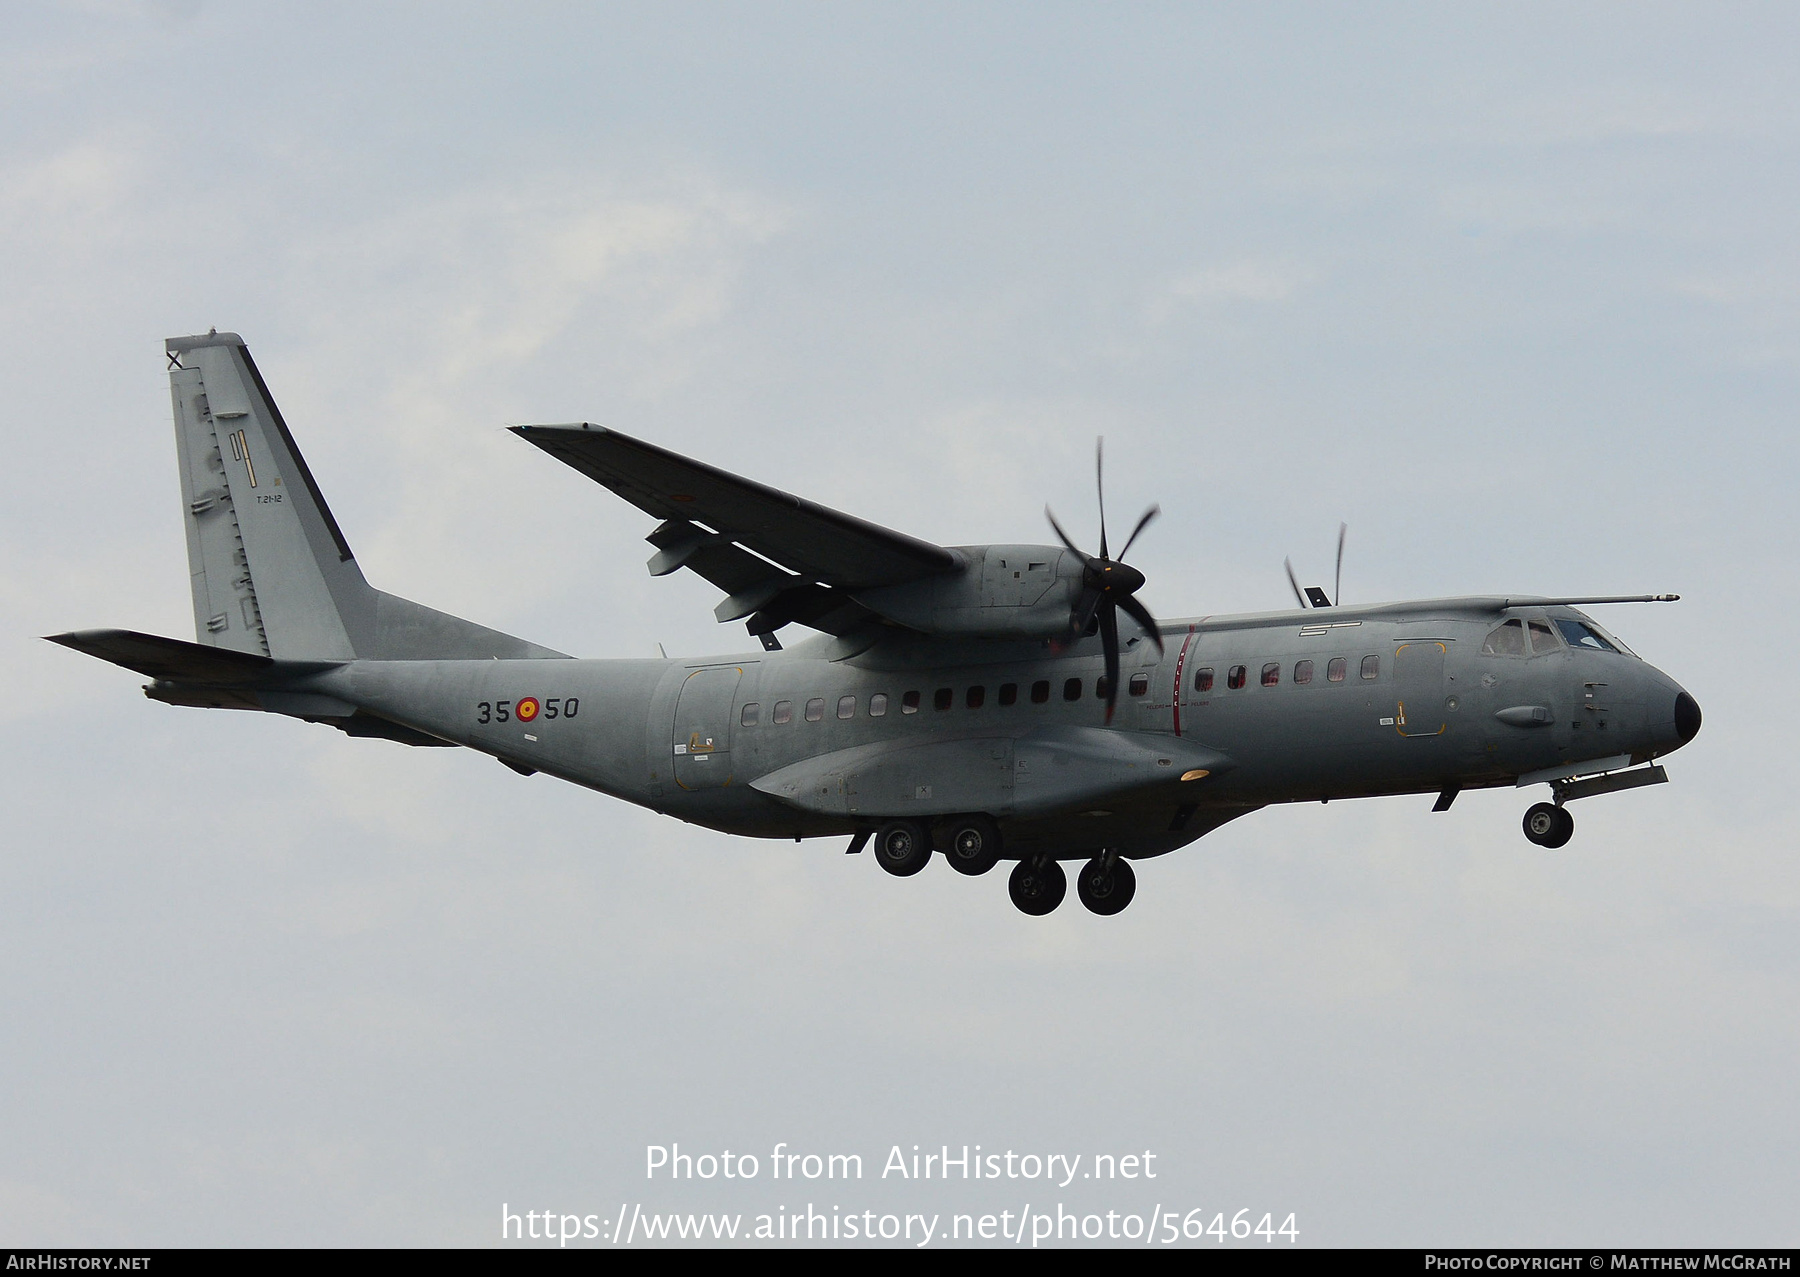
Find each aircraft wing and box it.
[513,424,961,640]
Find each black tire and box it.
[1522,802,1560,846]
[1077,854,1137,916]
[873,819,932,877]
[1008,857,1066,916]
[1543,805,1574,849]
[942,815,1003,877]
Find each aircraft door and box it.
[1394,641,1448,737]
[672,665,743,789]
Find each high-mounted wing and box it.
[513,424,961,644]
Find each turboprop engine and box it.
[851,545,1080,639]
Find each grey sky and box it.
[2,2,1795,1246]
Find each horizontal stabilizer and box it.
[44,628,324,685]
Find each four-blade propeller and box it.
[1046,439,1164,724]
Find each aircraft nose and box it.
[1644,673,1701,756]
[1674,690,1702,745]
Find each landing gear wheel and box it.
[942,815,1002,876]
[1008,856,1066,916]
[1077,853,1137,915]
[1522,802,1574,848]
[873,819,932,876]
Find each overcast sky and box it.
[2,1,1796,1248]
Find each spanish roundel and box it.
[516,697,540,722]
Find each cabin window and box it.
[934,687,954,711]
[966,685,986,709]
[1261,662,1280,687]
[837,695,857,719]
[1031,679,1051,703]
[1227,665,1247,690]
[869,693,889,717]
[1528,621,1559,655]
[1294,660,1313,685]
[1194,667,1214,692]
[901,691,920,714]
[773,700,793,724]
[740,702,760,726]
[998,683,1018,706]
[1360,655,1380,680]
[1555,618,1620,653]
[1063,677,1083,701]
[1095,677,1112,700]
[805,697,825,722]
[1129,673,1149,697]
[1482,619,1526,656]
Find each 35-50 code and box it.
[477,697,579,724]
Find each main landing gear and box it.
[874,815,1004,877]
[1006,851,1137,916]
[1075,851,1137,916]
[941,814,1003,877]
[1522,801,1574,848]
[870,817,1139,916]
[1008,856,1066,915]
[872,819,932,876]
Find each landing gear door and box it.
[1394,641,1447,737]
[673,665,743,790]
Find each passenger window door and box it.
[1393,642,1447,737]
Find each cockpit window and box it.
[1482,619,1526,655]
[1555,618,1620,653]
[1528,621,1559,655]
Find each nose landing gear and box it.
[1522,801,1574,848]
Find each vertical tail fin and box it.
[167,331,565,662]
[169,331,362,659]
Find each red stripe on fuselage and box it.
[1171,627,1195,736]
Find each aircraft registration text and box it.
[478,697,579,724]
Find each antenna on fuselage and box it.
[1285,522,1348,608]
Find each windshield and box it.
[1554,617,1627,655]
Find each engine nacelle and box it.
[853,545,1077,638]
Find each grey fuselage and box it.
[295,595,1696,860]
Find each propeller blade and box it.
[1045,507,1090,564]
[1334,522,1346,607]
[1069,584,1104,638]
[1116,591,1164,653]
[1285,557,1307,608]
[1099,600,1120,724]
[1095,437,1108,561]
[1117,504,1160,562]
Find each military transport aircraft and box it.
[50,332,1702,916]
